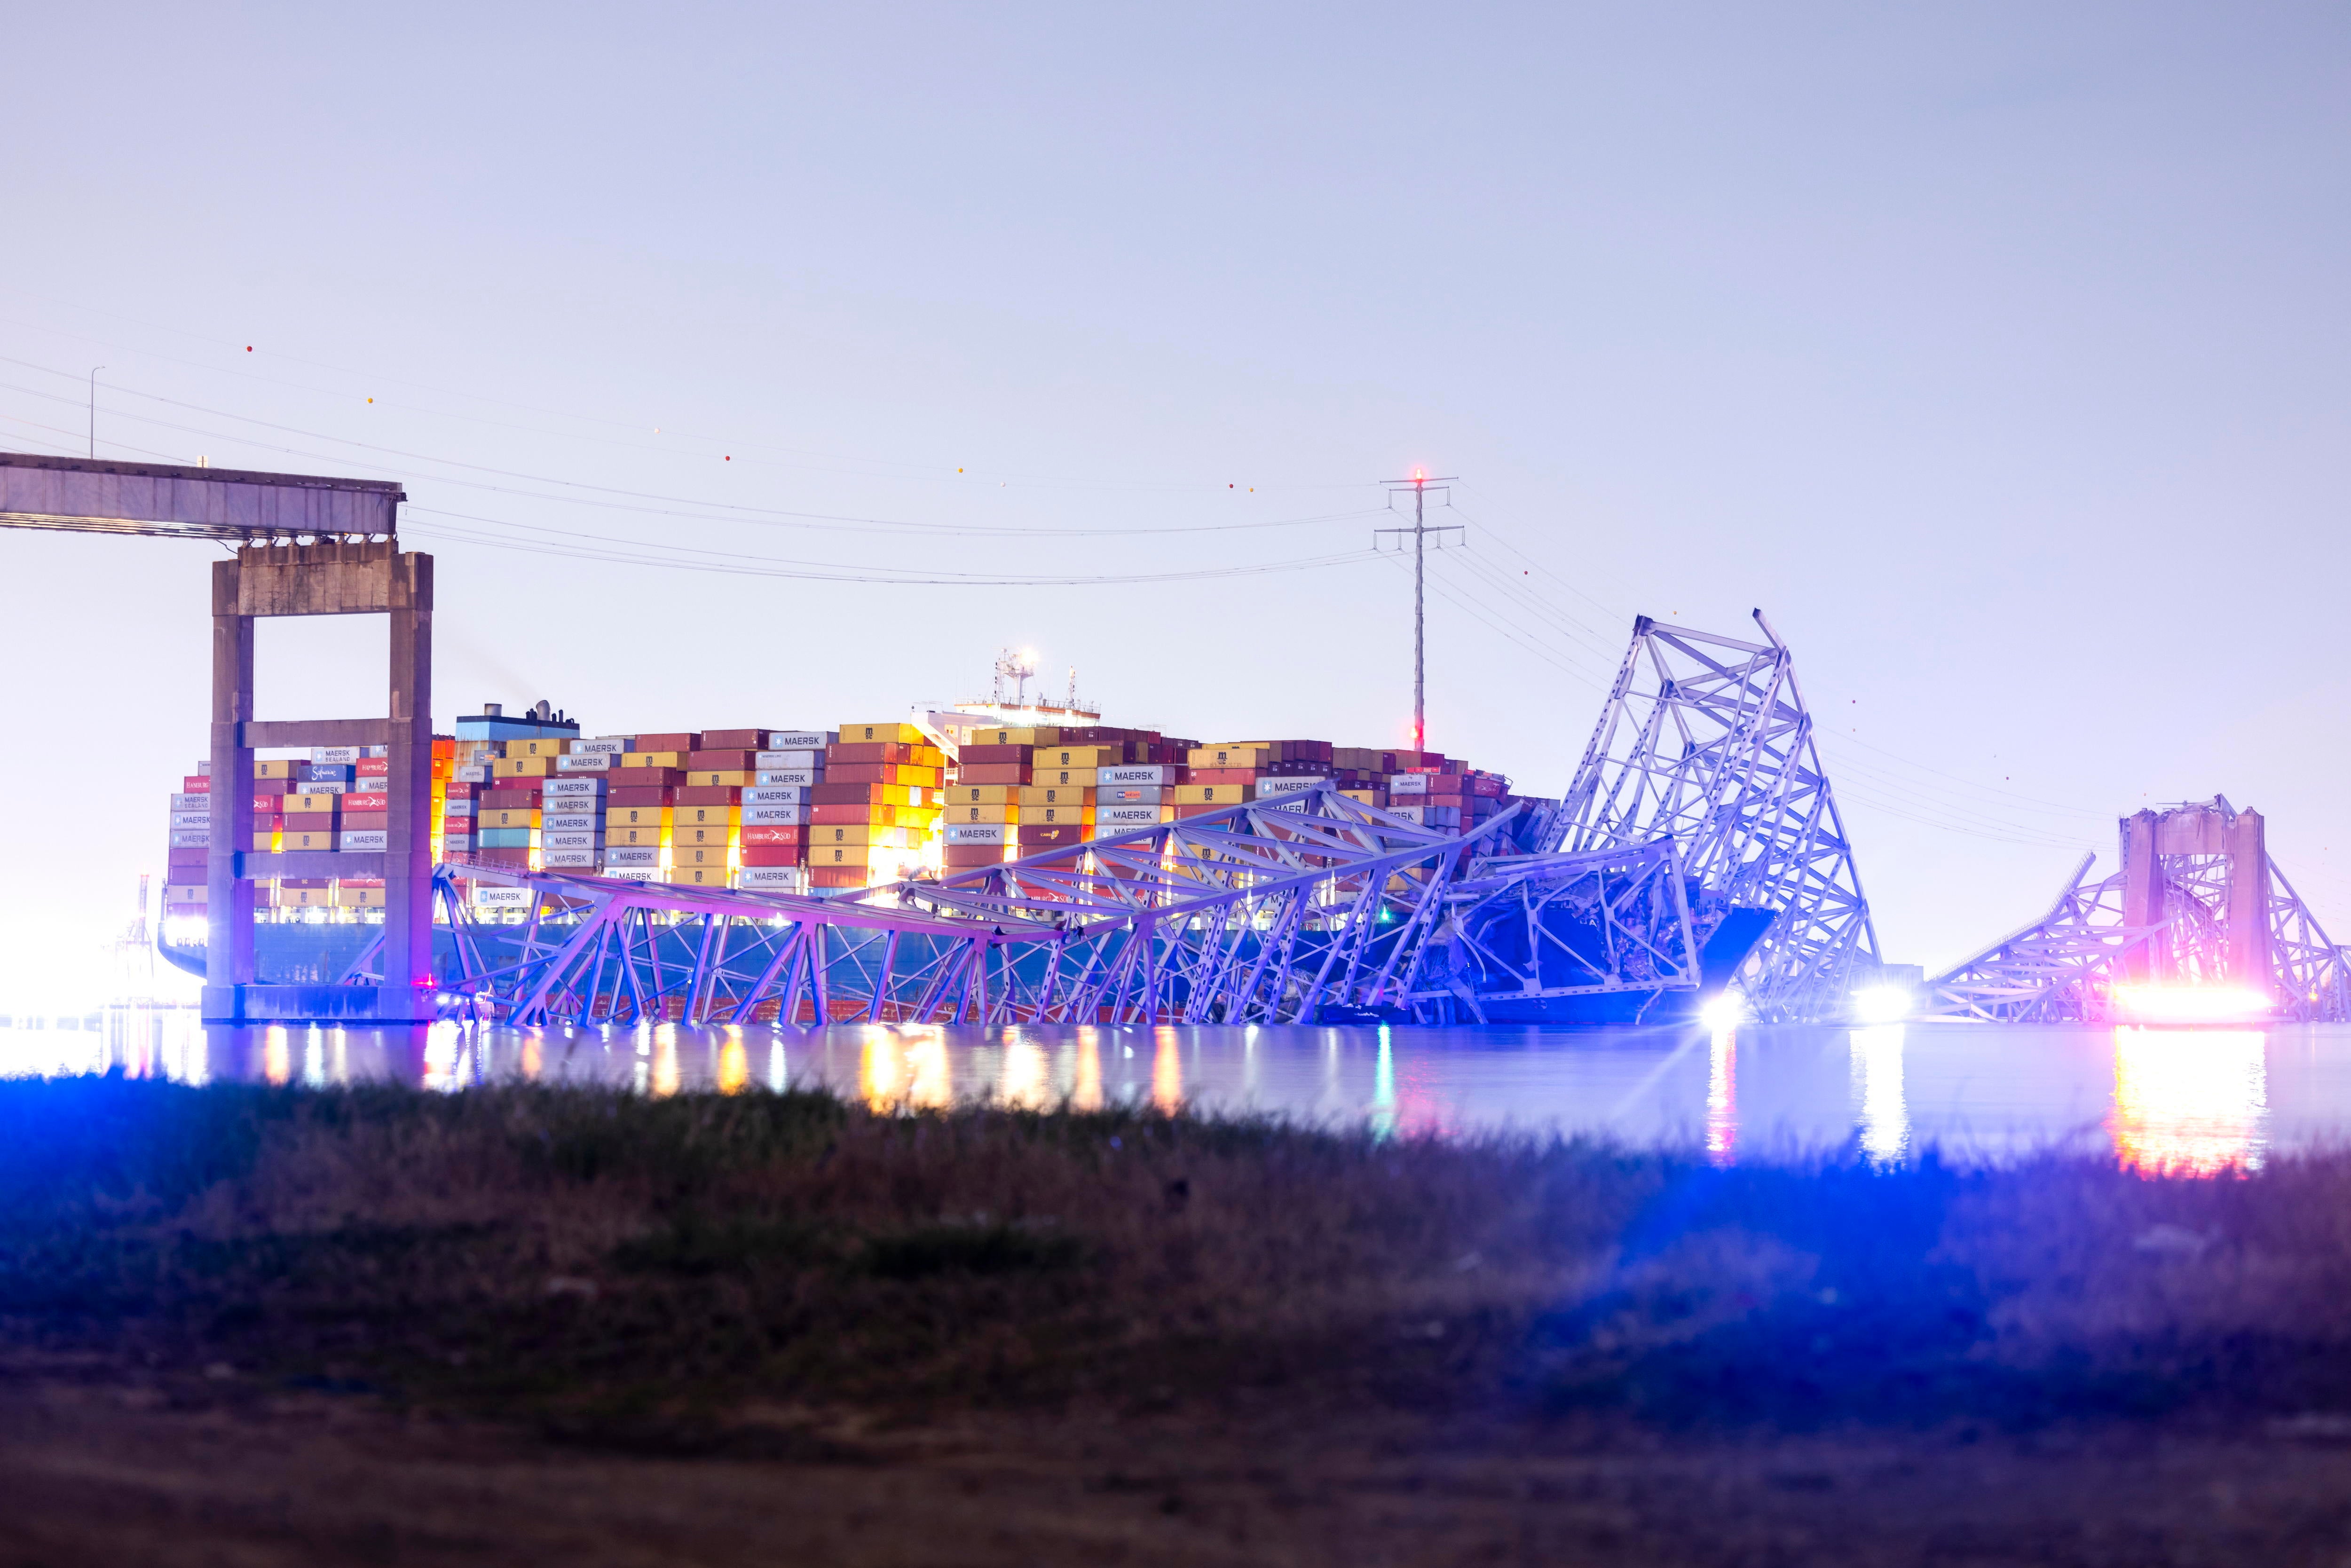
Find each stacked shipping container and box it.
[160,709,1537,922]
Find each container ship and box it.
[158,679,1546,995]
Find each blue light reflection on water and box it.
[12,1012,2351,1166]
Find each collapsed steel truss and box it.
[1529,610,1879,1021]
[1400,838,1704,1021]
[401,789,1508,1026]
[1926,804,2351,1023]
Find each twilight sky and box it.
[1,3,2346,1003]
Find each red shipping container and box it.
[443,780,484,799]
[1188,769,1262,786]
[810,866,867,889]
[810,781,890,804]
[343,792,390,811]
[340,812,389,830]
[1171,803,1231,820]
[957,743,1032,765]
[476,847,533,867]
[254,779,291,796]
[700,728,769,750]
[1017,824,1086,847]
[607,785,675,807]
[827,762,916,785]
[632,732,701,753]
[439,818,473,836]
[674,784,741,805]
[738,844,805,867]
[739,825,807,847]
[812,803,893,826]
[956,763,1026,786]
[488,781,544,800]
[278,878,330,890]
[827,741,913,765]
[181,775,210,793]
[685,749,756,771]
[612,766,686,787]
[356,759,389,777]
[944,844,1005,867]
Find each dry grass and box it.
[3,1074,2350,1448]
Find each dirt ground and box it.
[7,1361,2351,1567]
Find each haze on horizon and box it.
[0,3,2344,1004]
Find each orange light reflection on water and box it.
[1152,1027,1183,1112]
[1070,1028,1103,1111]
[2110,1026,2267,1174]
[860,1026,953,1110]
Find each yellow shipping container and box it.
[1017,804,1096,826]
[676,823,737,848]
[839,722,925,745]
[946,803,1016,825]
[282,828,337,852]
[480,807,539,829]
[676,804,740,827]
[608,805,672,828]
[249,831,279,852]
[674,844,734,868]
[506,737,566,759]
[687,770,752,788]
[947,784,1016,804]
[1188,745,1270,771]
[1036,747,1118,769]
[491,756,553,777]
[334,886,386,908]
[609,824,669,848]
[254,760,297,780]
[810,843,874,869]
[621,751,684,769]
[1017,784,1096,806]
[1341,789,1381,805]
[284,793,339,814]
[1032,766,1098,788]
[1171,783,1251,805]
[896,764,941,788]
[673,865,734,887]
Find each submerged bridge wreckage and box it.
[409,610,1883,1028]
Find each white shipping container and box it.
[754,749,824,769]
[170,792,210,811]
[602,845,663,867]
[441,835,476,851]
[1097,804,1160,827]
[339,830,390,851]
[755,769,821,787]
[742,804,811,826]
[1388,804,1461,827]
[168,829,211,848]
[454,764,490,783]
[442,798,478,817]
[742,785,810,805]
[573,737,631,756]
[542,812,601,832]
[555,753,613,772]
[944,823,1009,844]
[169,811,212,829]
[737,866,808,891]
[767,731,836,751]
[471,886,532,907]
[543,848,599,867]
[308,746,360,765]
[1254,776,1327,796]
[544,830,605,851]
[1388,773,1433,796]
[544,776,605,797]
[602,866,659,882]
[1099,764,1174,786]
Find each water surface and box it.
[8,1011,2346,1170]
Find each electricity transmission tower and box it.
[1376,471,1461,752]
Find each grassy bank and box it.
[1,1073,2348,1450]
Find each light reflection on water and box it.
[10,1012,2351,1166]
